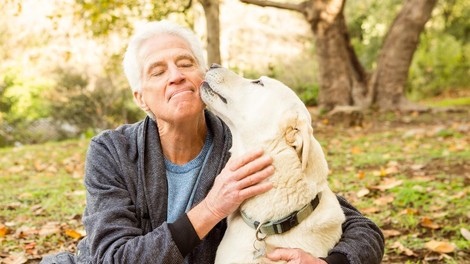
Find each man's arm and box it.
[267,195,385,264]
[325,195,385,264]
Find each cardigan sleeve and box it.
[325,196,385,264]
[82,138,186,263]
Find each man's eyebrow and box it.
[175,54,197,63]
[146,61,165,74]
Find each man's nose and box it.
[168,65,185,84]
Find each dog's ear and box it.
[285,114,312,171]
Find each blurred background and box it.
[1,1,469,263]
[0,0,468,147]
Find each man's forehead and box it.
[139,34,194,62]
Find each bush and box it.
[47,66,144,135]
[0,67,56,146]
[407,33,470,100]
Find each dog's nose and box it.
[210,63,222,69]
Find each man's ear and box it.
[133,91,150,112]
[284,114,312,171]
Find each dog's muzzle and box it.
[201,81,227,104]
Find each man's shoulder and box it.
[91,119,145,148]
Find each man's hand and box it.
[205,148,274,219]
[188,148,274,239]
[267,248,328,264]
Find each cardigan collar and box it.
[137,110,232,229]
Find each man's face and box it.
[135,34,205,124]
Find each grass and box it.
[0,109,469,263]
[424,97,470,107]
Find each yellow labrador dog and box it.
[200,65,345,264]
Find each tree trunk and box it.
[242,0,367,111]
[311,8,369,111]
[370,0,438,110]
[200,0,222,65]
[241,0,436,112]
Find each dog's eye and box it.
[251,79,264,86]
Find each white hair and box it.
[123,20,207,92]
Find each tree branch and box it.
[240,0,304,13]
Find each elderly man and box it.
[41,20,384,264]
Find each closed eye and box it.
[251,79,264,86]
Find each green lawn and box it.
[0,109,469,263]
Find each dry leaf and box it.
[65,229,83,239]
[8,165,25,173]
[374,195,395,206]
[398,208,418,216]
[410,163,425,170]
[391,241,416,256]
[361,207,380,214]
[2,252,28,264]
[461,228,470,241]
[425,240,455,253]
[370,178,403,191]
[384,166,399,175]
[420,217,440,229]
[351,146,361,154]
[33,160,47,172]
[39,222,61,236]
[0,224,7,237]
[15,226,38,239]
[357,188,370,197]
[382,229,401,238]
[357,171,365,180]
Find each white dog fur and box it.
[200,66,345,264]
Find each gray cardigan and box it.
[42,111,384,264]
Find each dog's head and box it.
[200,66,328,184]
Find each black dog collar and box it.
[241,193,322,236]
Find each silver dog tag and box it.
[253,240,266,260]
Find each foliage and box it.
[346,0,470,99]
[1,108,469,262]
[408,33,469,99]
[47,63,144,134]
[0,67,56,146]
[74,0,194,37]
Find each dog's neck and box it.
[232,137,326,223]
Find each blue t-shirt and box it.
[165,131,213,223]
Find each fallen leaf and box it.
[8,165,25,173]
[373,195,395,206]
[357,188,370,197]
[410,163,425,170]
[351,147,361,154]
[461,228,470,241]
[357,171,365,180]
[382,229,401,238]
[391,241,416,256]
[15,226,38,239]
[39,222,61,236]
[420,217,440,229]
[383,166,399,175]
[65,229,83,239]
[1,252,28,264]
[450,191,466,199]
[0,224,7,237]
[425,240,455,253]
[370,178,403,191]
[33,160,48,172]
[361,207,380,214]
[398,208,418,216]
[5,202,22,210]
